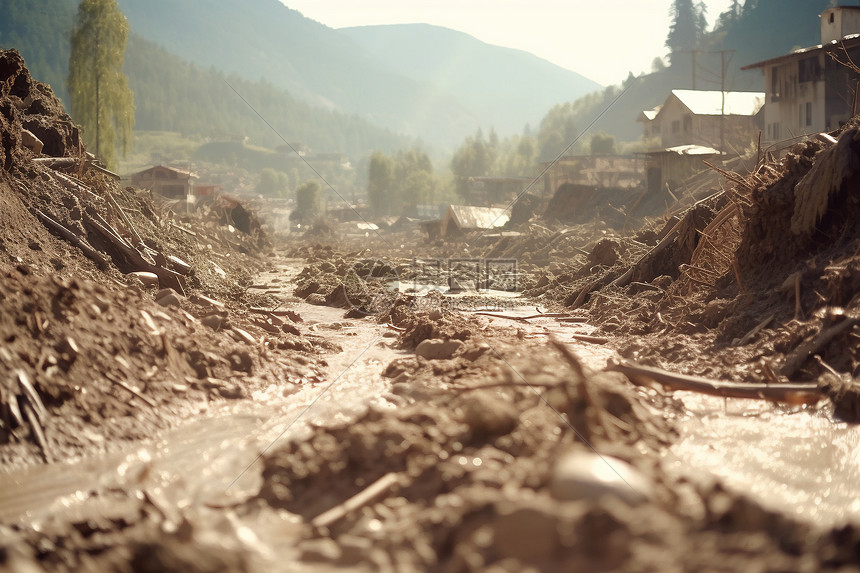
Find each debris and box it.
[608,358,821,405]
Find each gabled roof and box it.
[669,90,765,116]
[741,34,860,70]
[446,205,509,230]
[131,164,198,179]
[638,105,662,122]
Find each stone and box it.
[130,271,159,288]
[415,338,462,360]
[21,128,43,155]
[550,450,652,505]
[157,293,183,308]
[458,393,519,437]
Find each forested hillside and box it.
[124,35,410,156]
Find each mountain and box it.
[112,0,602,147]
[338,24,602,136]
[113,0,483,148]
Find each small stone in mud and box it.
[201,314,225,331]
[416,338,462,360]
[157,293,183,308]
[550,450,652,505]
[458,392,519,438]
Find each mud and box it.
[3,48,860,573]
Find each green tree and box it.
[395,149,436,208]
[367,151,395,216]
[590,132,617,155]
[68,0,134,169]
[295,180,321,221]
[451,129,498,198]
[666,0,707,63]
[257,168,290,197]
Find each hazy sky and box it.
[280,1,734,86]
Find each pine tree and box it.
[68,0,134,169]
[666,0,707,63]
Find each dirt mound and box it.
[0,50,316,467]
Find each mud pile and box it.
[256,329,860,572]
[0,49,316,467]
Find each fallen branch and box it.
[570,334,609,345]
[312,472,401,529]
[104,372,157,408]
[34,209,109,269]
[608,358,820,405]
[780,316,860,378]
[733,313,775,347]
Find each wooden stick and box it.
[104,372,157,408]
[34,209,109,269]
[780,316,860,378]
[169,222,197,237]
[733,313,775,347]
[570,334,609,345]
[23,402,52,464]
[312,472,400,529]
[608,358,820,405]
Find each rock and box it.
[458,393,519,437]
[550,450,652,505]
[306,293,327,306]
[157,293,183,308]
[131,271,159,288]
[415,338,462,360]
[21,128,42,154]
[201,314,225,331]
[461,342,491,361]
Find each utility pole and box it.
[711,49,736,153]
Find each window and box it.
[771,67,781,101]
[798,56,820,83]
[771,122,781,139]
[652,124,661,135]
[805,102,813,126]
[683,115,693,133]
[672,120,681,134]
[830,12,835,23]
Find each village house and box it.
[638,89,763,194]
[541,155,643,197]
[639,90,765,152]
[742,5,860,145]
[130,165,198,199]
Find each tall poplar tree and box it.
[68,0,134,169]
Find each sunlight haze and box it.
[281,1,734,86]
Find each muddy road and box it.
[5,47,860,571]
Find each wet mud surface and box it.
[4,47,860,571]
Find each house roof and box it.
[741,34,860,70]
[446,205,510,230]
[645,144,720,156]
[669,90,765,116]
[131,164,198,179]
[638,106,661,122]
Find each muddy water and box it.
[664,393,860,529]
[0,264,405,528]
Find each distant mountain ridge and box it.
[338,24,602,136]
[112,0,602,147]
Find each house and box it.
[541,155,643,197]
[420,205,510,240]
[742,5,860,145]
[462,176,532,206]
[643,145,721,194]
[131,165,198,199]
[637,106,662,140]
[643,90,764,152]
